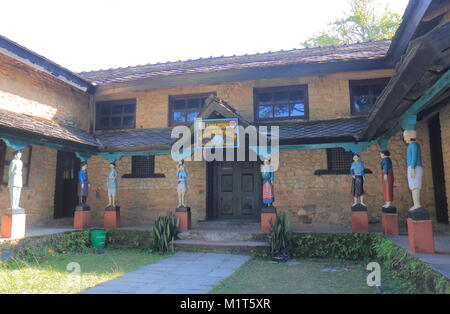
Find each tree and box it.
[301,0,402,48]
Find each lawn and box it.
[211,258,408,294]
[0,249,168,294]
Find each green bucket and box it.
[90,229,106,249]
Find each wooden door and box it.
[213,161,261,220]
[54,151,80,218]
[428,114,449,224]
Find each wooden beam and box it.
[422,0,450,22]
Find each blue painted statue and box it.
[107,162,118,207]
[350,154,366,207]
[78,162,90,205]
[176,161,188,207]
[261,158,274,206]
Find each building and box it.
[0,0,448,232]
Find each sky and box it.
[0,0,409,72]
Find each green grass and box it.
[211,258,408,294]
[0,249,169,294]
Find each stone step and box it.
[178,229,267,242]
[197,219,261,230]
[174,239,269,254]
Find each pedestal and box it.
[174,206,191,231]
[1,208,26,239]
[407,208,435,254]
[381,206,399,236]
[351,204,368,233]
[74,205,91,229]
[261,206,277,233]
[104,206,120,229]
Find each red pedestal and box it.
[381,213,399,236]
[104,210,120,229]
[351,211,369,233]
[261,212,276,233]
[407,218,435,254]
[74,210,92,229]
[175,207,191,231]
[1,211,26,239]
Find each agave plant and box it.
[268,212,293,262]
[152,211,180,253]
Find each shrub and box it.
[268,212,293,261]
[152,211,179,253]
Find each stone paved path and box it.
[81,252,250,294]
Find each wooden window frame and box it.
[168,92,216,126]
[314,148,372,175]
[122,155,165,179]
[253,85,309,121]
[95,99,136,130]
[0,142,33,186]
[349,78,390,116]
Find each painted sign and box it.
[194,118,239,149]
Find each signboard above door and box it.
[194,118,239,149]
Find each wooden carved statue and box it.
[176,160,188,207]
[350,154,366,207]
[380,150,394,208]
[78,162,90,205]
[107,162,118,207]
[403,130,423,210]
[261,158,275,206]
[8,150,23,209]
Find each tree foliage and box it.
[301,0,402,48]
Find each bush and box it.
[268,212,293,261]
[152,211,179,253]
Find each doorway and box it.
[427,114,449,224]
[208,161,261,220]
[54,151,80,218]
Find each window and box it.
[169,93,214,126]
[122,155,165,178]
[350,78,390,115]
[254,85,309,121]
[314,148,372,175]
[96,99,136,130]
[0,141,33,186]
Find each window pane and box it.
[352,85,369,96]
[371,84,385,96]
[122,116,135,127]
[124,103,135,114]
[132,155,155,177]
[258,105,273,119]
[258,93,272,105]
[187,98,200,108]
[111,116,121,127]
[200,97,208,106]
[186,111,199,122]
[112,105,123,115]
[329,148,353,171]
[99,117,109,128]
[353,96,372,114]
[274,104,289,117]
[100,104,111,115]
[290,91,304,102]
[173,111,187,123]
[174,99,185,110]
[290,103,305,116]
[273,91,289,104]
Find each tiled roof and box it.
[79,40,391,85]
[0,110,366,151]
[95,128,174,151]
[258,117,366,140]
[0,109,99,148]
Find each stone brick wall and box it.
[85,155,206,227]
[439,103,450,222]
[94,69,394,127]
[0,54,91,130]
[0,145,56,226]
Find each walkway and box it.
[388,235,450,279]
[81,252,250,294]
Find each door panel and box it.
[214,161,261,219]
[54,151,80,218]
